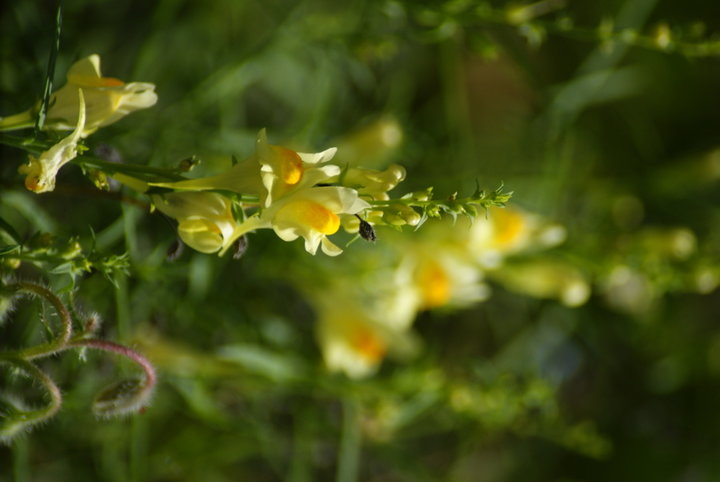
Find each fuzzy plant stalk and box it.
[0,279,157,442]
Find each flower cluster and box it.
[2,54,157,193]
[312,206,589,378]
[2,54,522,382]
[146,130,380,256]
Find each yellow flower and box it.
[149,130,340,206]
[152,192,239,254]
[47,54,157,136]
[18,90,86,193]
[1,54,157,135]
[332,117,404,169]
[468,207,565,268]
[268,187,369,256]
[492,259,590,307]
[222,186,370,257]
[411,251,490,310]
[256,130,340,207]
[314,292,417,378]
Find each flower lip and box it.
[272,146,303,185]
[275,199,341,235]
[352,328,387,363]
[19,89,86,193]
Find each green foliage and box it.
[2,0,720,481]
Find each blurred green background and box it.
[2,0,720,481]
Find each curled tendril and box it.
[5,281,73,359]
[0,279,156,442]
[0,358,62,443]
[68,339,156,417]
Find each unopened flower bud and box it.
[84,313,102,335]
[3,258,21,269]
[412,189,431,202]
[395,205,421,226]
[61,240,83,260]
[178,156,200,172]
[88,169,110,191]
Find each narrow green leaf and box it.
[0,217,22,244]
[0,245,20,256]
[35,3,63,134]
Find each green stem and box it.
[68,338,157,390]
[0,133,187,181]
[0,358,63,426]
[7,281,74,360]
[469,4,720,57]
[12,435,30,482]
[74,156,187,181]
[366,193,510,209]
[335,397,362,482]
[0,110,36,132]
[0,133,53,155]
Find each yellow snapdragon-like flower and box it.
[468,207,566,268]
[411,251,490,310]
[49,54,157,136]
[268,187,369,256]
[492,259,590,307]
[149,130,340,207]
[222,186,370,257]
[255,130,341,207]
[1,54,157,136]
[152,192,240,254]
[18,90,86,193]
[313,293,417,378]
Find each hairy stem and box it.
[68,338,157,392]
[8,281,73,359]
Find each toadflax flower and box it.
[149,130,340,207]
[313,291,418,378]
[18,90,86,193]
[222,186,370,257]
[468,207,566,268]
[152,192,240,254]
[1,54,157,136]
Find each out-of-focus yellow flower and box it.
[47,54,157,136]
[314,293,417,378]
[152,192,240,254]
[469,207,565,268]
[602,265,654,315]
[333,117,404,169]
[18,90,86,193]
[411,251,490,310]
[492,259,591,307]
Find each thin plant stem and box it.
[336,397,362,482]
[12,436,30,482]
[9,281,74,359]
[0,357,64,424]
[68,338,157,390]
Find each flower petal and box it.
[297,147,337,165]
[321,237,343,256]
